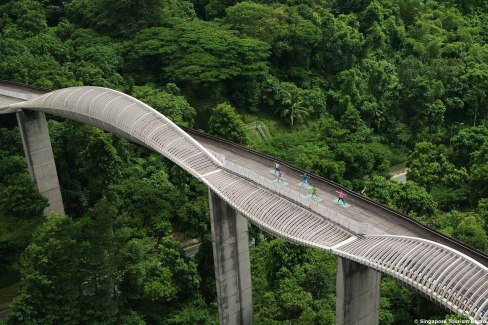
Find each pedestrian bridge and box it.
[0,84,487,323]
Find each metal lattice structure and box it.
[1,86,487,322]
[334,236,488,321]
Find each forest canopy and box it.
[0,0,487,324]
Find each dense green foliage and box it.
[251,239,337,324]
[208,103,249,144]
[0,128,48,267]
[1,118,218,324]
[1,0,488,323]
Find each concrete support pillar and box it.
[336,257,381,325]
[208,189,253,325]
[16,109,64,215]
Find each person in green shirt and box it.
[311,186,318,198]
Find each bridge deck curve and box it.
[0,83,487,322]
[186,129,488,266]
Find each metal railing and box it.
[220,157,382,236]
[0,89,28,100]
[209,149,226,164]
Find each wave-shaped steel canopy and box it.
[1,86,486,322]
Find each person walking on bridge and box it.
[336,190,346,205]
[274,162,280,175]
[311,185,318,198]
[277,169,284,183]
[301,173,308,186]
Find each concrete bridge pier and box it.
[336,257,381,325]
[16,109,64,215]
[208,189,253,325]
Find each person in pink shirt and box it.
[337,190,346,205]
[277,169,284,182]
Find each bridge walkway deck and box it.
[191,133,421,238]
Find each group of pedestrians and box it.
[273,162,346,204]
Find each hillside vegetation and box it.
[0,0,486,323]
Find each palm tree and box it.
[280,91,311,127]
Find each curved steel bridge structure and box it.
[0,85,487,323]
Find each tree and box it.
[470,142,488,202]
[340,105,373,142]
[476,199,488,232]
[66,28,126,89]
[0,52,79,89]
[318,12,364,74]
[359,58,400,129]
[312,159,347,185]
[276,277,313,320]
[452,214,488,251]
[280,90,311,127]
[0,0,48,38]
[79,129,123,201]
[66,0,195,37]
[132,84,196,127]
[407,142,446,189]
[198,0,238,19]
[251,239,337,324]
[0,175,49,220]
[364,176,401,207]
[0,22,127,90]
[431,167,470,211]
[380,278,416,324]
[407,141,470,209]
[208,103,249,145]
[49,121,126,216]
[225,3,321,83]
[396,181,437,217]
[302,88,327,117]
[108,169,180,239]
[364,176,437,217]
[7,196,208,324]
[127,20,270,85]
[7,208,119,325]
[451,125,488,167]
[224,2,286,44]
[176,197,210,239]
[335,142,375,182]
[249,130,344,182]
[332,0,373,14]
[0,152,49,265]
[336,68,367,109]
[117,232,204,322]
[464,45,488,127]
[399,73,446,142]
[382,273,448,321]
[165,303,218,325]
